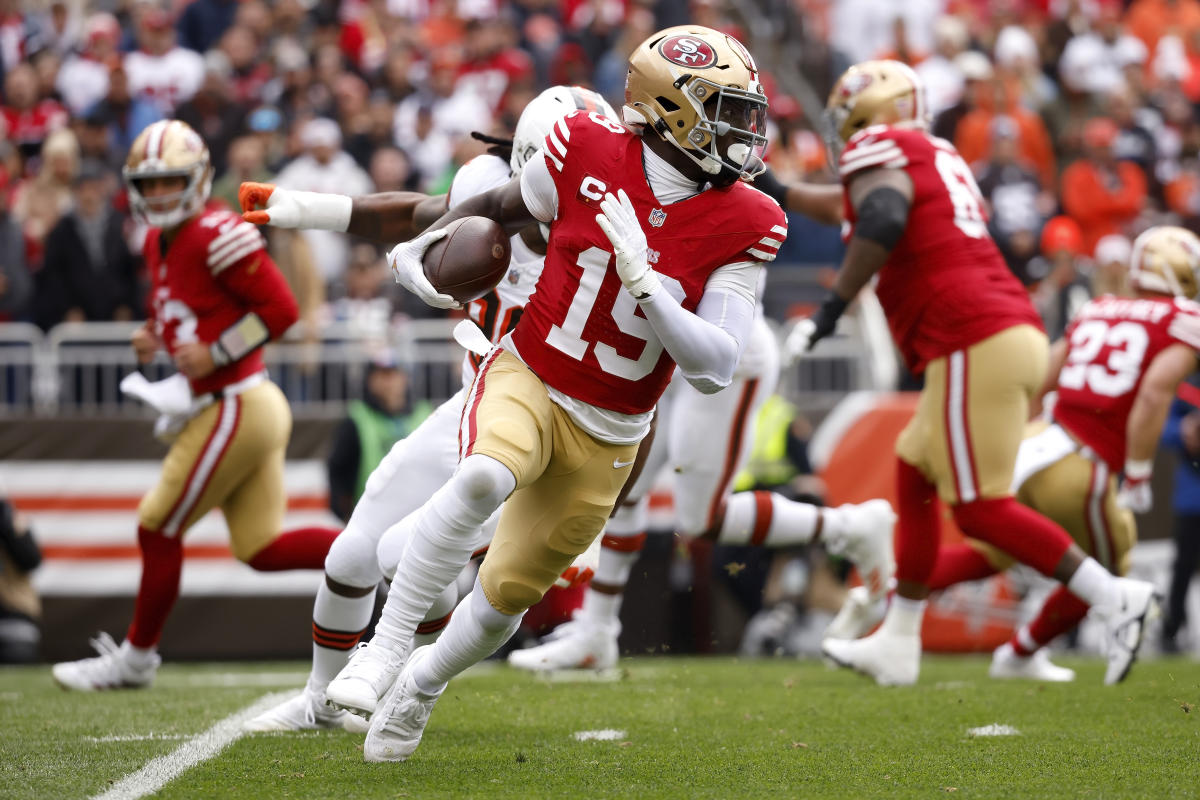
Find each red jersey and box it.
[1054,294,1200,472]
[509,111,787,415]
[840,125,1042,374]
[145,207,299,396]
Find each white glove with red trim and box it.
[1117,459,1153,513]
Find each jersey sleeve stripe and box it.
[1169,314,1200,350]
[746,247,776,261]
[555,117,570,142]
[839,146,905,176]
[208,222,261,254]
[210,241,262,274]
[545,151,564,173]
[548,128,567,158]
[770,224,787,236]
[758,236,783,249]
[208,227,263,265]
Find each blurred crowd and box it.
[0,0,1198,342]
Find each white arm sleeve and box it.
[519,150,559,223]
[638,263,761,394]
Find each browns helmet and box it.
[1129,226,1200,299]
[511,85,617,175]
[824,59,930,163]
[124,120,213,229]
[624,25,768,186]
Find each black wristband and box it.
[753,169,790,207]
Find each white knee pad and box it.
[323,525,383,589]
[456,455,516,509]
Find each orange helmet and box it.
[1041,216,1084,256]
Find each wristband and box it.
[290,191,353,232]
[629,269,663,302]
[1124,459,1153,480]
[211,312,270,366]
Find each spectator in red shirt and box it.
[1061,117,1149,255]
[1,62,67,165]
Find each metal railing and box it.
[0,284,898,417]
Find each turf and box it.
[2,656,1197,799]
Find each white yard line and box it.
[89,690,295,800]
[573,729,627,741]
[966,724,1021,737]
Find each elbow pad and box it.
[210,312,270,367]
[682,371,731,395]
[853,186,910,250]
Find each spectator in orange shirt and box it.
[954,73,1057,189]
[1125,0,1200,56]
[1061,118,1149,255]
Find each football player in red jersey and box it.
[908,227,1200,684]
[51,120,340,692]
[790,60,1158,686]
[270,26,785,761]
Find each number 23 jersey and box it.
[840,125,1042,375]
[509,110,786,418]
[1054,294,1200,472]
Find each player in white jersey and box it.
[509,284,896,672]
[240,86,615,732]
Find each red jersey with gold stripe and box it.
[840,124,1042,374]
[145,207,299,396]
[509,110,786,415]
[1055,295,1200,472]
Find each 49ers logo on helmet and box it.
[659,35,717,68]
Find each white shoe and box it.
[364,645,442,762]
[825,586,887,641]
[821,626,920,686]
[988,643,1076,682]
[325,641,406,719]
[507,615,619,672]
[824,499,896,602]
[244,685,350,732]
[51,633,160,691]
[1098,578,1158,686]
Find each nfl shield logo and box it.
[648,208,667,228]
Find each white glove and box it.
[782,318,817,367]
[595,189,661,299]
[1116,459,1153,513]
[386,229,460,310]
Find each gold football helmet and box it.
[1129,226,1200,299]
[624,25,768,186]
[124,120,213,229]
[823,59,929,163]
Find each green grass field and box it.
[2,656,1198,800]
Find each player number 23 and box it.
[1058,319,1149,397]
[546,246,685,381]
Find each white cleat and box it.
[821,626,920,686]
[1098,578,1158,686]
[507,616,619,672]
[364,645,442,763]
[825,586,887,641]
[988,643,1076,683]
[244,685,351,732]
[325,641,406,719]
[51,633,160,692]
[824,499,897,602]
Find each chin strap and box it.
[210,312,270,367]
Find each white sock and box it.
[121,641,157,669]
[882,595,926,638]
[1066,557,1119,608]
[581,502,647,626]
[310,580,376,689]
[411,581,523,696]
[412,580,462,648]
[373,456,514,655]
[717,491,820,547]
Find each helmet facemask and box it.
[125,164,212,229]
[682,79,768,187]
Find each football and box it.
[422,216,511,304]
